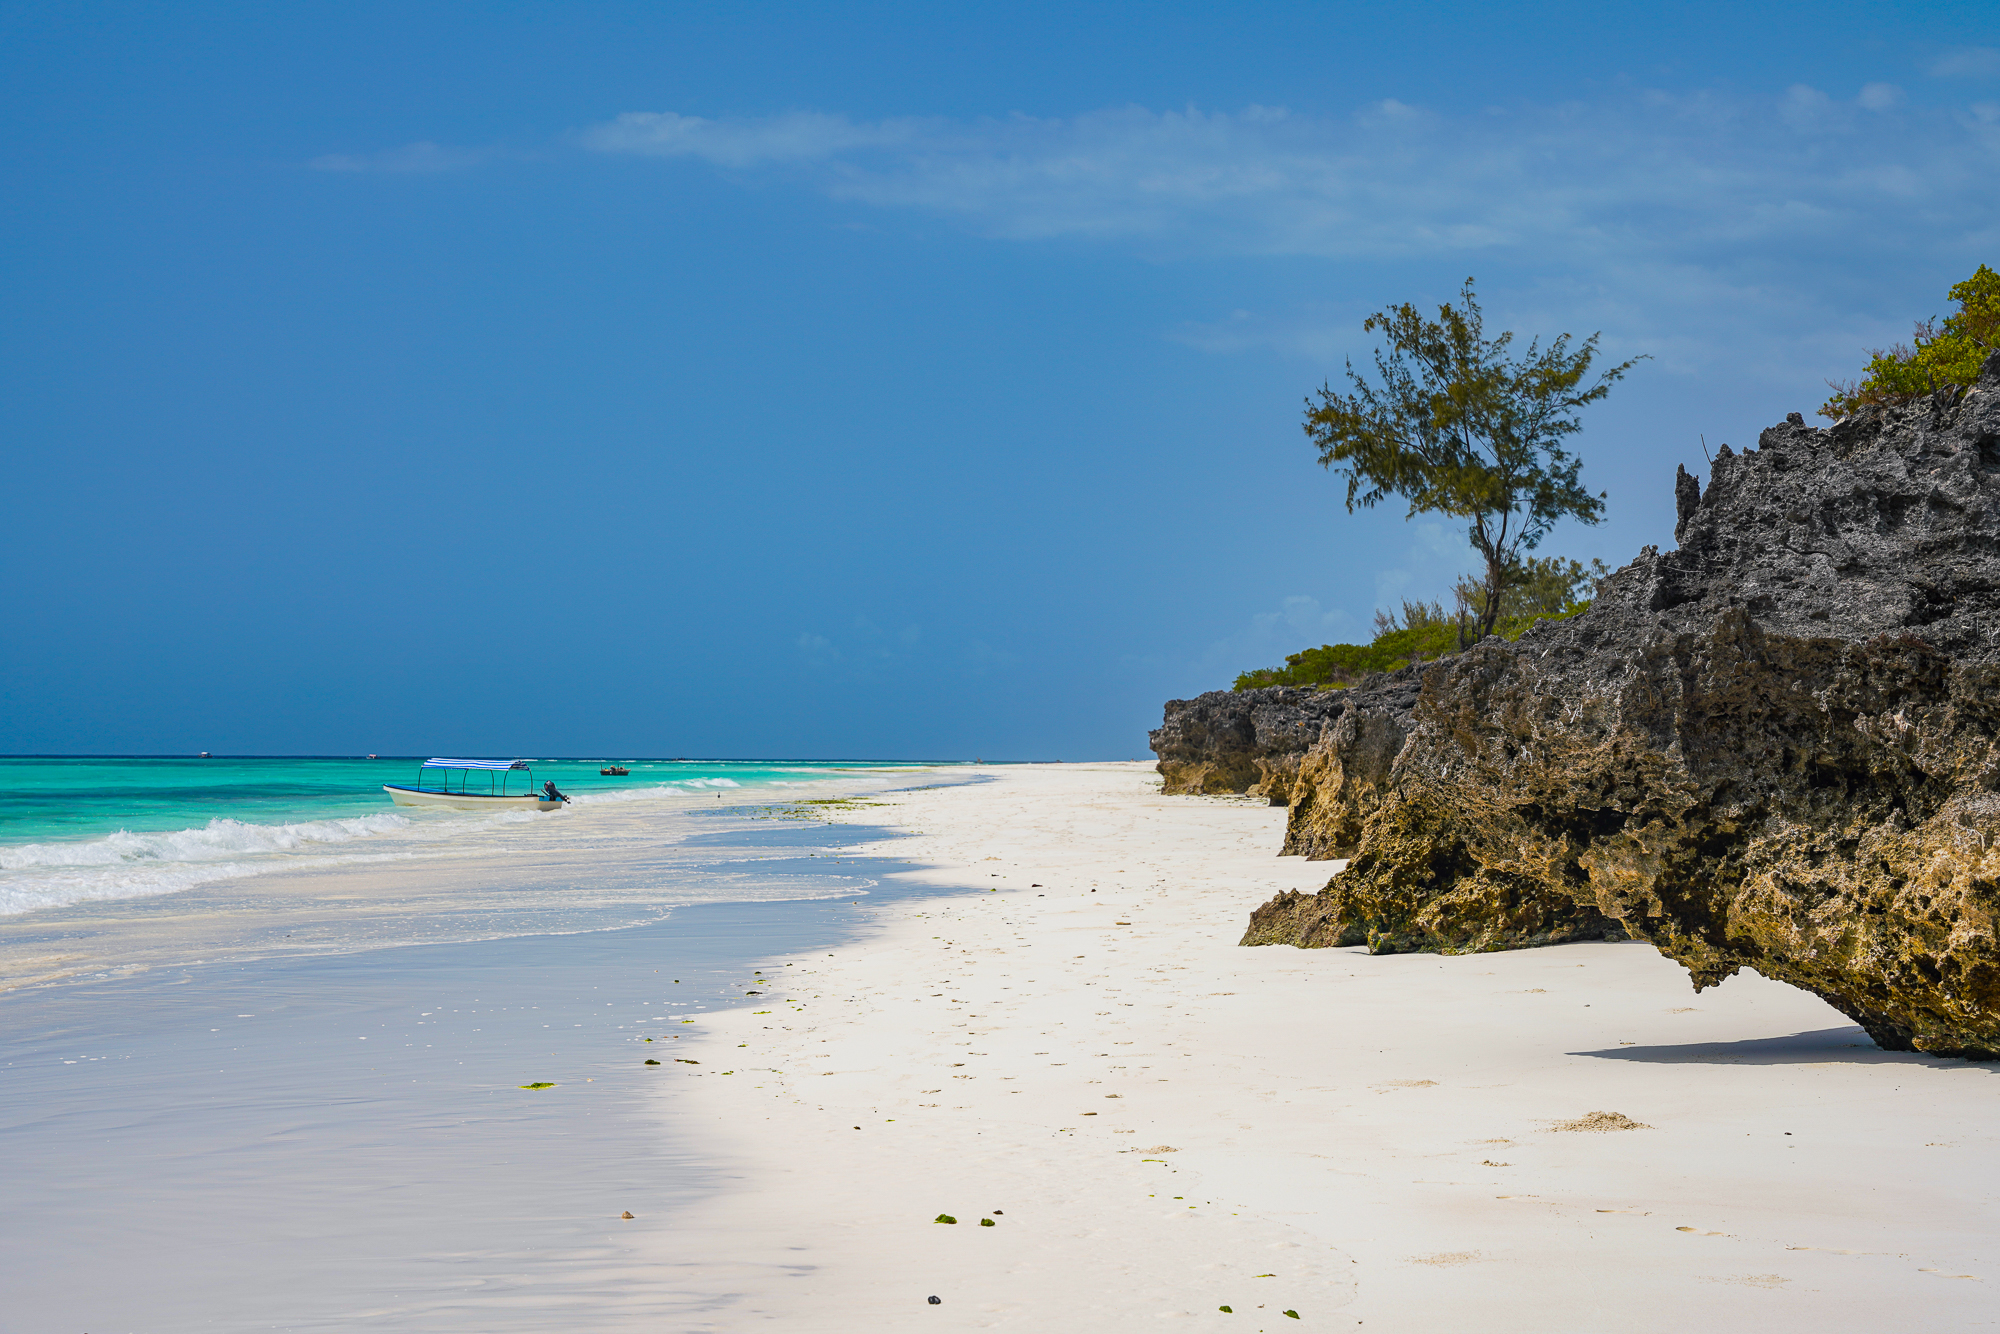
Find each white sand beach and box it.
[659,762,1996,1331]
[7,761,1993,1332]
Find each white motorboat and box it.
[384,758,566,811]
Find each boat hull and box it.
[383,785,563,812]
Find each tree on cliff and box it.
[1820,264,2000,418]
[1304,279,1641,639]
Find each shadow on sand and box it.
[1572,1026,1998,1070]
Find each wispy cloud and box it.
[579,110,927,167]
[1931,46,2000,79]
[309,141,493,174]
[310,88,1999,402]
[578,91,2000,270]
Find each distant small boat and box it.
[601,765,630,776]
[199,752,211,759]
[384,759,565,811]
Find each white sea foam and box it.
[0,853,384,916]
[0,769,885,917]
[0,813,414,872]
[0,810,528,917]
[571,774,842,805]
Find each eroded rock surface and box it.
[1243,358,2000,1058]
[1279,666,1424,859]
[1149,687,1347,802]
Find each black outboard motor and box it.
[543,780,570,804]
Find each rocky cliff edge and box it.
[1239,352,2000,1059]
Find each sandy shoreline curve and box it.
[659,761,1994,1331]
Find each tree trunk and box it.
[1478,545,1505,639]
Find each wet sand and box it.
[0,810,946,1332]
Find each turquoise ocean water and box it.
[0,756,929,916]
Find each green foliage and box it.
[1305,278,1639,636]
[1822,265,2000,418]
[1233,558,1605,691]
[934,1214,958,1225]
[1460,555,1608,622]
[1232,620,1461,691]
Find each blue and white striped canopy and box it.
[423,758,531,770]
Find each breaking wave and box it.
[0,812,414,872]
[1,768,875,917]
[0,811,492,916]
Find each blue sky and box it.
[4,1,1997,758]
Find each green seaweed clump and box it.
[934,1213,958,1225]
[518,1082,556,1090]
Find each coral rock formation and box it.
[1239,356,2000,1059]
[1149,687,1347,803]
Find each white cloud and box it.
[578,91,1999,271]
[1931,47,2000,79]
[572,88,2000,400]
[1177,593,1358,687]
[578,110,924,167]
[795,632,838,664]
[1250,594,1359,645]
[1780,83,1834,128]
[309,141,490,174]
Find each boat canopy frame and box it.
[409,758,538,797]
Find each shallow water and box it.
[0,756,941,917]
[0,764,985,1329]
[0,818,965,1332]
[0,773,956,993]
